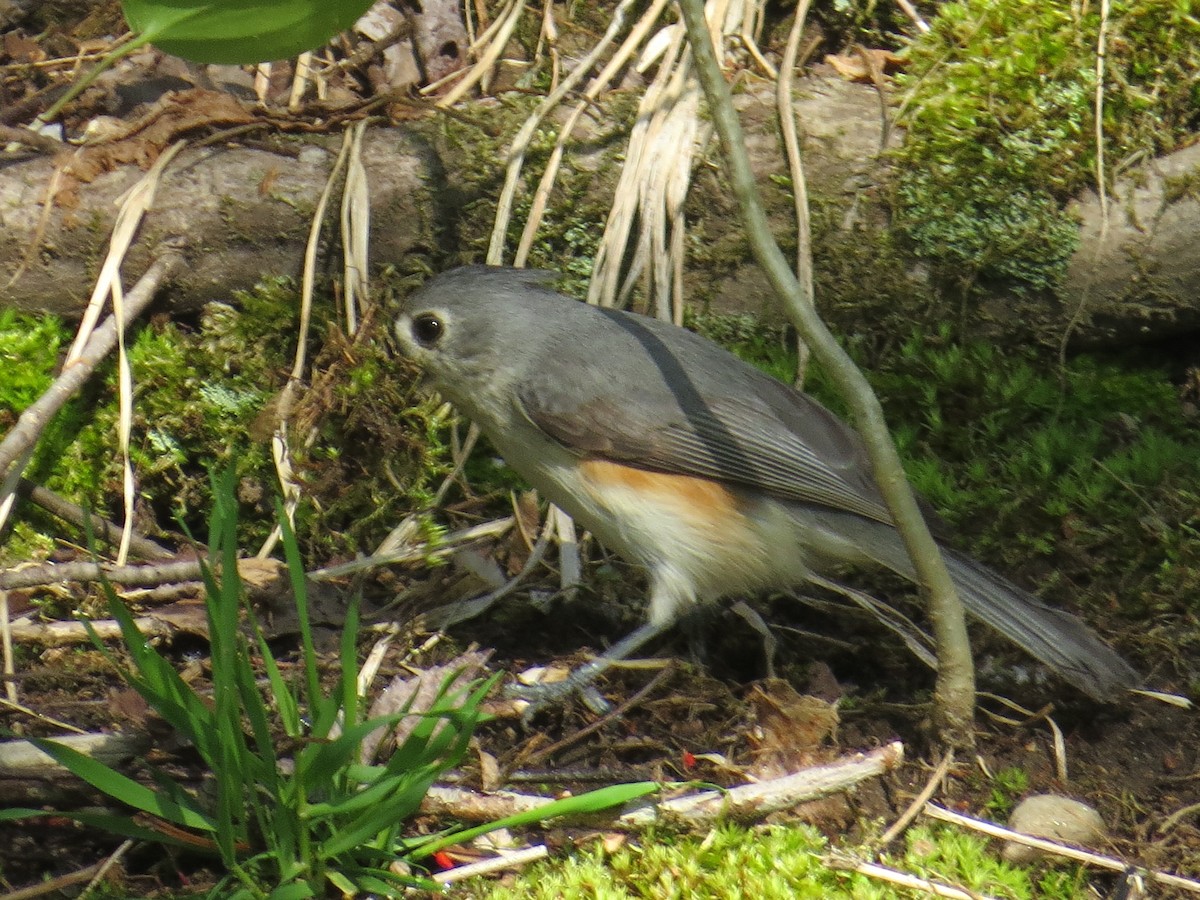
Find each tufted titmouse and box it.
[394,265,1140,704]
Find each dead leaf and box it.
[824,48,906,83]
[361,649,493,764]
[745,678,839,780]
[3,31,44,64]
[59,88,256,189]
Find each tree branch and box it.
[675,0,976,744]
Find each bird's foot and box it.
[504,669,612,722]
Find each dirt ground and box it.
[2,567,1197,897]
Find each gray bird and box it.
[393,265,1140,705]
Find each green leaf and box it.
[0,807,198,847]
[26,738,218,832]
[121,0,379,64]
[266,882,317,900]
[410,782,661,857]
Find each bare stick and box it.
[617,742,905,828]
[7,616,182,647]
[0,862,108,900]
[417,742,903,830]
[0,559,202,591]
[0,733,150,774]
[677,0,976,744]
[16,478,173,560]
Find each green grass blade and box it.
[89,585,222,760]
[27,737,218,831]
[258,630,302,737]
[265,882,317,900]
[0,807,197,846]
[410,782,660,858]
[295,712,408,788]
[276,501,323,720]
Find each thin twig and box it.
[677,0,976,744]
[879,750,954,845]
[1159,801,1200,834]
[308,516,515,581]
[257,130,353,558]
[520,667,675,767]
[1057,0,1112,368]
[78,839,133,899]
[16,478,173,560]
[0,696,89,734]
[0,862,107,900]
[776,0,815,385]
[432,845,549,884]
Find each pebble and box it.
[1004,794,1107,863]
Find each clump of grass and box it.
[0,468,655,897]
[985,766,1031,818]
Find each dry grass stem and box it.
[258,131,353,558]
[490,0,642,265]
[776,1,815,383]
[805,573,938,669]
[340,121,371,335]
[826,856,999,900]
[924,804,1200,894]
[437,0,526,108]
[511,0,666,266]
[432,845,550,884]
[309,515,516,581]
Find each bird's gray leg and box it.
[507,619,672,718]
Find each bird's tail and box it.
[937,547,1139,700]
[807,508,1141,701]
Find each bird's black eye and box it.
[411,313,444,347]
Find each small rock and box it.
[1004,794,1107,863]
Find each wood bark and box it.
[1,76,1197,347]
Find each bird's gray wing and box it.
[515,359,896,526]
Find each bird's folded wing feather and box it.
[516,369,896,526]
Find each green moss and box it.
[4,278,460,562]
[985,766,1031,818]
[893,0,1200,294]
[463,823,1089,899]
[0,310,64,410]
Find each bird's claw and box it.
[505,677,612,722]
